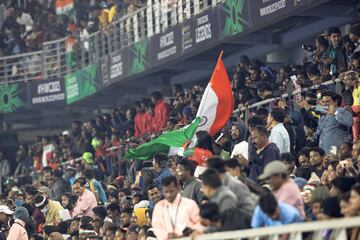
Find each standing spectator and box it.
[146,185,161,211]
[41,136,55,169]
[49,169,69,202]
[7,206,29,240]
[251,192,302,228]
[312,91,353,153]
[267,108,290,154]
[134,101,146,138]
[327,26,347,74]
[249,125,281,182]
[200,169,237,213]
[34,195,63,226]
[258,161,305,218]
[72,178,98,218]
[153,153,172,191]
[349,23,360,53]
[0,152,11,177]
[152,176,203,240]
[151,91,170,133]
[176,159,204,204]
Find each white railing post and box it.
[147,0,154,37]
[289,232,302,240]
[161,0,168,31]
[332,228,347,240]
[133,14,139,43]
[193,0,200,15]
[154,0,161,34]
[177,0,183,23]
[184,0,190,20]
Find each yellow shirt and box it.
[45,200,64,226]
[108,6,117,23]
[353,86,360,106]
[99,9,109,29]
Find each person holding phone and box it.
[312,91,353,153]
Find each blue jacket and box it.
[313,108,353,153]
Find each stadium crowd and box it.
[0,20,360,240]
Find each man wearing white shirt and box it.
[267,108,290,154]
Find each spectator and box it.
[7,206,29,240]
[309,147,326,178]
[200,169,237,213]
[0,205,13,239]
[83,168,107,205]
[281,152,297,177]
[0,151,11,177]
[34,194,63,226]
[176,158,204,204]
[312,91,353,153]
[151,91,170,133]
[258,161,305,218]
[251,192,302,228]
[267,108,291,154]
[72,178,98,218]
[198,202,251,234]
[152,176,203,240]
[153,153,172,190]
[207,157,256,214]
[49,169,69,202]
[327,26,347,74]
[146,184,161,211]
[349,23,360,53]
[106,203,121,226]
[120,208,132,229]
[248,125,281,182]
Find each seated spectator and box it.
[72,178,98,218]
[106,203,121,226]
[251,192,302,228]
[207,157,256,214]
[34,194,63,226]
[200,169,237,213]
[258,161,305,218]
[309,147,326,178]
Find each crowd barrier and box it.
[178,216,360,240]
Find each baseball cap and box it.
[82,152,94,165]
[258,161,288,180]
[0,205,14,215]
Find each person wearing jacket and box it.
[248,125,281,183]
[201,169,237,213]
[7,206,29,240]
[206,157,256,215]
[49,169,70,202]
[34,195,63,226]
[312,91,353,153]
[151,91,170,133]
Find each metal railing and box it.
[0,0,224,84]
[178,216,360,240]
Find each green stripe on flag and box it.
[125,117,201,160]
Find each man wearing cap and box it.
[34,194,63,226]
[349,22,360,53]
[258,161,305,218]
[73,178,98,218]
[0,205,13,239]
[7,206,29,240]
[82,152,94,166]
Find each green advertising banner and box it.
[129,39,150,76]
[0,83,27,113]
[64,64,98,104]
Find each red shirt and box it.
[134,112,146,138]
[154,100,170,132]
[143,112,156,135]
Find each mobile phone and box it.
[314,104,328,113]
[330,146,337,155]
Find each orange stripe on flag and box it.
[56,0,73,8]
[209,51,234,136]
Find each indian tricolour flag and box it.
[56,0,74,16]
[125,51,233,160]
